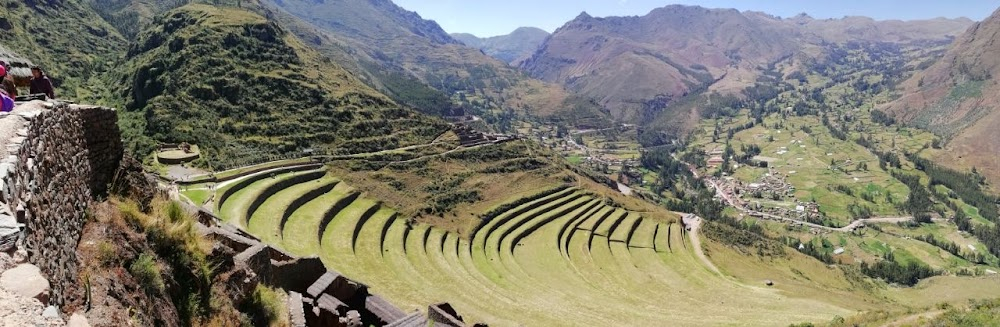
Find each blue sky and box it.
[392,0,1000,37]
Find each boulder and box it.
[67,313,91,327]
[0,263,50,304]
[42,305,59,318]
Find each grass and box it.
[208,161,858,324]
[246,177,339,246]
[313,187,854,325]
[240,285,290,327]
[216,169,325,228]
[211,158,313,181]
[180,189,211,206]
[129,253,164,293]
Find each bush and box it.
[240,285,288,327]
[96,241,118,267]
[130,253,164,293]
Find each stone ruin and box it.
[194,208,468,326]
[453,123,515,147]
[0,102,124,307]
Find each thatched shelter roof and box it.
[0,43,35,86]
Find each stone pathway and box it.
[0,251,65,326]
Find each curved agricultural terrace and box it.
[215,165,850,326]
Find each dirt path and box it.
[880,309,945,327]
[683,214,721,275]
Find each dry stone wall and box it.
[0,103,123,307]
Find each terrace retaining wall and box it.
[0,103,124,307]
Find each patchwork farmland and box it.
[213,164,850,326]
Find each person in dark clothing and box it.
[0,62,16,97]
[29,66,54,99]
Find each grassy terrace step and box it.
[472,188,577,251]
[319,198,379,256]
[628,219,658,249]
[655,222,674,253]
[609,214,641,243]
[506,197,602,255]
[315,193,364,245]
[588,209,627,252]
[563,205,612,257]
[217,169,326,228]
[575,206,614,231]
[279,181,341,235]
[594,210,628,237]
[215,164,323,206]
[244,171,328,227]
[247,177,339,245]
[281,182,355,256]
[555,200,605,255]
[477,193,587,280]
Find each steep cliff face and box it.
[885,8,1000,183]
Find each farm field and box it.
[691,113,912,225]
[211,164,859,326]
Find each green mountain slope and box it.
[0,0,126,100]
[85,0,190,40]
[261,0,611,128]
[113,4,447,163]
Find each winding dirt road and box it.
[683,214,722,275]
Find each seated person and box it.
[29,66,54,99]
[0,63,15,97]
[1,89,13,113]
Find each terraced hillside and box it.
[214,165,851,326]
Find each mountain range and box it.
[260,0,602,124]
[521,6,973,130]
[452,27,550,65]
[2,1,994,180]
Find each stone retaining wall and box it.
[0,104,123,307]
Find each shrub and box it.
[96,241,118,266]
[240,285,289,327]
[130,253,164,293]
[166,201,185,223]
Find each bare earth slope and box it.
[884,8,1000,183]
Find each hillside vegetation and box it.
[0,0,126,100]
[261,0,610,127]
[112,4,448,164]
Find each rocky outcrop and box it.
[0,102,124,308]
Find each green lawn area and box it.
[566,155,583,165]
[181,189,211,205]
